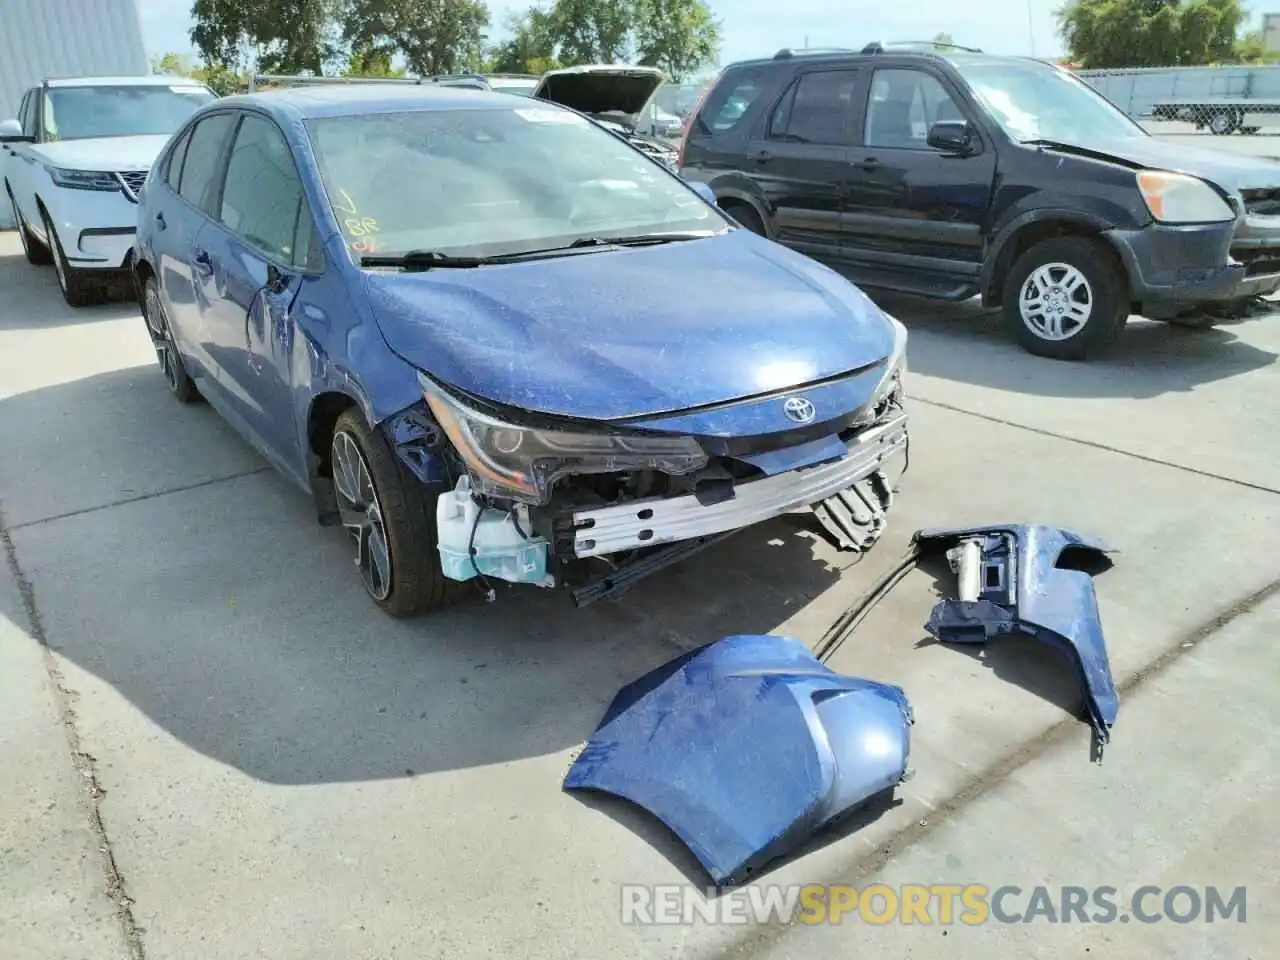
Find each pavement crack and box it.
[9,466,272,531]
[709,574,1280,960]
[912,396,1280,496]
[0,501,146,960]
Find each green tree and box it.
[191,0,342,75]
[634,0,718,80]
[152,51,244,95]
[342,0,490,75]
[1235,27,1280,63]
[488,6,561,73]
[1057,0,1243,68]
[547,0,636,63]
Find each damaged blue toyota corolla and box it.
[131,85,909,616]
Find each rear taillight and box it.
[677,74,718,169]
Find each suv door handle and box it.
[154,211,167,231]
[748,149,771,162]
[852,157,883,171]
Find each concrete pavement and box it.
[1,232,1277,959]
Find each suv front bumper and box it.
[1105,220,1280,316]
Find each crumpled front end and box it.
[417,318,910,604]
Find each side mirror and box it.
[927,119,974,154]
[0,118,30,143]
[687,180,717,205]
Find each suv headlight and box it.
[1137,170,1234,223]
[418,372,709,504]
[45,166,121,191]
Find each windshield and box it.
[949,59,1147,143]
[43,84,216,141]
[305,105,729,263]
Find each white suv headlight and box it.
[1136,170,1234,223]
[45,166,120,191]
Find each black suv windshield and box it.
[950,58,1147,143]
[44,84,216,141]
[306,105,728,263]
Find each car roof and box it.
[45,74,208,88]
[214,83,540,120]
[723,48,1044,72]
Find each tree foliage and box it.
[1057,0,1246,68]
[634,0,719,80]
[186,0,721,81]
[152,51,246,94]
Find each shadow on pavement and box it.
[0,366,849,788]
[870,291,1278,400]
[0,245,137,330]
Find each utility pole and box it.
[1027,0,1036,56]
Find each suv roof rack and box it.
[860,40,983,54]
[772,47,856,59]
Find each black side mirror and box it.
[927,119,974,154]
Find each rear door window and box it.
[178,112,236,214]
[769,70,861,145]
[164,128,193,191]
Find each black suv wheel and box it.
[1002,236,1128,361]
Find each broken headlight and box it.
[418,372,709,504]
[864,312,907,415]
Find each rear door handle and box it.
[193,249,213,275]
[155,211,167,231]
[748,149,771,162]
[852,157,883,171]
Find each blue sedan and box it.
[131,85,909,617]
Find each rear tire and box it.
[1002,236,1128,361]
[142,276,200,403]
[42,207,102,307]
[330,408,457,618]
[6,185,52,265]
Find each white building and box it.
[0,0,148,226]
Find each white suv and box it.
[1,76,216,306]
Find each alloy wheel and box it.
[332,430,393,602]
[144,283,184,394]
[1018,262,1093,342]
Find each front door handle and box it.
[852,157,883,171]
[193,249,213,275]
[748,149,771,162]
[155,211,167,231]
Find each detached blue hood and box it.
[365,230,896,421]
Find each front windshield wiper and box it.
[361,233,716,271]
[568,232,715,249]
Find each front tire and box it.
[330,409,455,618]
[7,185,52,265]
[41,207,102,307]
[1002,236,1128,361]
[142,276,200,403]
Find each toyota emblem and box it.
[782,396,816,424]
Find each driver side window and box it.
[865,69,964,150]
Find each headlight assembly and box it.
[1136,170,1235,224]
[45,167,121,191]
[418,372,709,504]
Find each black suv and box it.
[679,43,1280,360]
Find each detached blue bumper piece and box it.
[563,634,914,886]
[915,524,1118,758]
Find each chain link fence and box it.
[1077,65,1280,136]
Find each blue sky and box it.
[136,0,1081,66]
